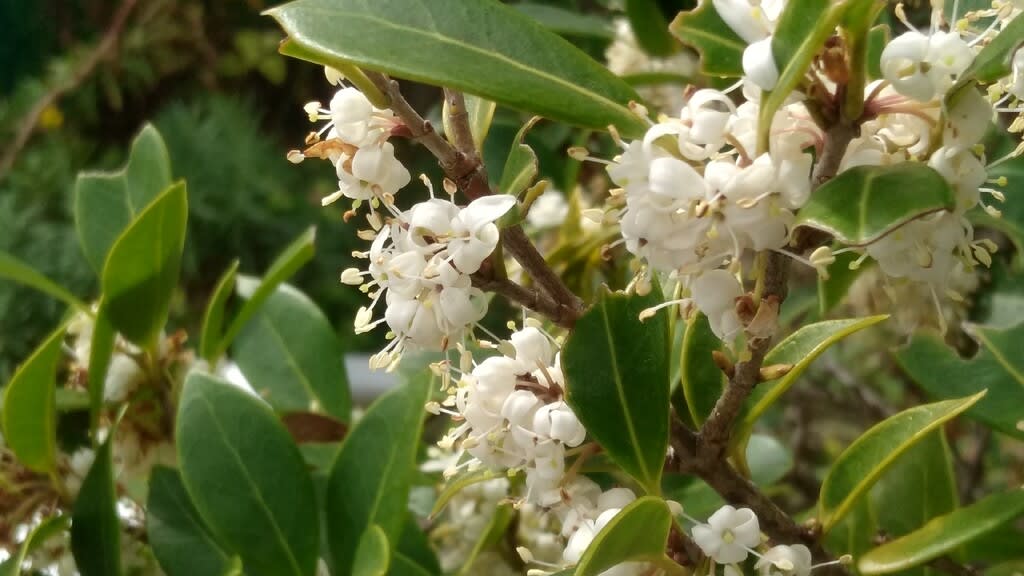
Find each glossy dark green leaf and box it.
[233,283,350,421]
[626,0,676,56]
[794,164,955,246]
[896,323,1024,440]
[75,124,172,274]
[573,497,677,576]
[679,312,725,426]
[148,466,235,576]
[326,378,431,574]
[824,499,877,563]
[669,3,745,77]
[442,94,496,153]
[563,287,670,494]
[393,517,441,576]
[101,182,187,349]
[216,227,315,357]
[87,305,116,434]
[499,117,540,197]
[950,15,1024,96]
[0,251,89,313]
[354,525,390,576]
[860,488,1024,574]
[71,430,121,576]
[199,260,239,363]
[2,323,65,473]
[0,515,70,576]
[176,372,319,576]
[513,3,614,40]
[870,432,958,576]
[736,316,888,446]
[818,393,985,532]
[268,0,646,137]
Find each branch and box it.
[472,274,578,329]
[364,73,583,324]
[0,0,139,180]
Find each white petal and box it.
[743,37,780,91]
[462,195,517,230]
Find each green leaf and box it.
[0,515,70,576]
[499,117,540,197]
[148,466,235,576]
[794,164,956,246]
[87,305,116,434]
[869,432,958,576]
[267,0,646,137]
[866,25,890,79]
[860,488,1024,574]
[573,497,676,576]
[669,3,745,77]
[626,0,677,57]
[443,94,496,153]
[71,428,121,576]
[818,393,985,532]
[176,372,319,576]
[354,525,390,576]
[679,312,725,427]
[817,251,869,315]
[896,323,1024,440]
[563,287,670,494]
[216,227,315,357]
[736,315,888,442]
[0,251,89,313]
[326,379,431,574]
[512,3,614,40]
[950,15,1024,96]
[199,260,239,363]
[75,124,173,274]
[232,283,351,421]
[393,517,441,576]
[2,323,65,473]
[430,468,503,518]
[824,499,878,563]
[101,182,187,349]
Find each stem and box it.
[364,72,583,324]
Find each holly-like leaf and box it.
[794,164,955,246]
[147,466,235,576]
[216,227,315,357]
[669,2,745,77]
[626,0,677,57]
[818,393,985,532]
[679,312,725,426]
[176,372,319,576]
[499,117,541,197]
[199,260,239,363]
[573,497,679,576]
[563,287,671,495]
[232,282,351,422]
[0,251,89,313]
[326,379,431,574]
[860,488,1024,575]
[267,0,646,137]
[101,182,187,349]
[2,323,66,473]
[75,124,172,274]
[896,322,1024,440]
[71,428,121,576]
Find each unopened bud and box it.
[712,350,736,378]
[759,363,793,381]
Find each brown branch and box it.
[0,0,139,180]
[364,73,583,325]
[472,274,578,329]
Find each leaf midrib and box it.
[973,329,1024,388]
[600,302,651,484]
[193,394,305,576]
[277,6,635,119]
[254,313,320,407]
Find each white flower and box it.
[881,31,973,101]
[928,146,987,211]
[527,190,569,229]
[332,141,411,203]
[743,36,780,91]
[691,505,761,564]
[691,269,745,342]
[533,401,587,447]
[756,544,813,576]
[712,0,778,43]
[449,195,517,274]
[328,87,376,146]
[1010,47,1024,100]
[943,87,992,149]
